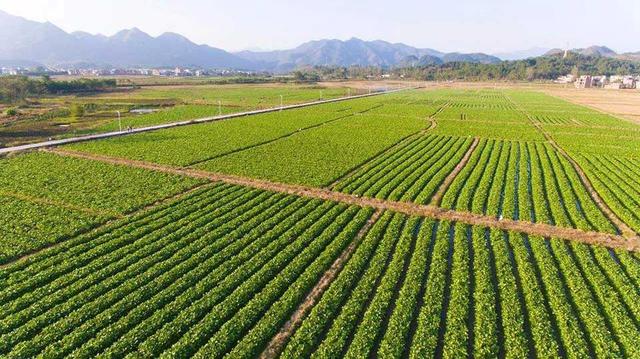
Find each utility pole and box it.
[117,111,122,131]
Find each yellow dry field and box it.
[544,87,640,124]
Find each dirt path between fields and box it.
[430,137,479,206]
[260,209,383,358]
[503,92,640,240]
[47,148,640,251]
[422,102,448,133]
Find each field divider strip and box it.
[430,137,480,206]
[0,87,416,155]
[421,101,449,133]
[260,208,384,359]
[503,92,639,240]
[47,148,640,252]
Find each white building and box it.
[575,75,592,88]
[622,76,637,89]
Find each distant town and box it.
[2,65,640,90]
[555,74,639,89]
[0,66,264,78]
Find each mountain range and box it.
[544,45,640,62]
[0,10,637,71]
[0,10,501,71]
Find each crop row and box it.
[279,219,640,358]
[441,139,616,233]
[578,154,640,233]
[334,134,473,203]
[0,182,374,357]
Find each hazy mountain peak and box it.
[0,10,251,69]
[158,32,192,43]
[1,9,633,72]
[545,45,619,58]
[111,27,152,41]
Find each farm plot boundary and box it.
[503,92,639,239]
[47,148,640,252]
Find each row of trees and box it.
[0,76,116,104]
[290,54,640,82]
[392,54,640,81]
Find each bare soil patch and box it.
[544,87,640,125]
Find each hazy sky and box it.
[1,0,638,53]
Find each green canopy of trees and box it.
[0,76,116,104]
[291,54,639,82]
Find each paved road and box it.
[0,87,414,155]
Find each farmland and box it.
[1,84,639,357]
[1,83,352,148]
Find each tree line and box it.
[0,76,117,103]
[291,53,640,82]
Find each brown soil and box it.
[544,87,640,125]
[48,148,640,252]
[260,209,383,359]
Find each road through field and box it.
[48,148,640,252]
[0,87,413,155]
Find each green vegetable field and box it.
[1,86,639,358]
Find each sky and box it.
[0,0,638,54]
